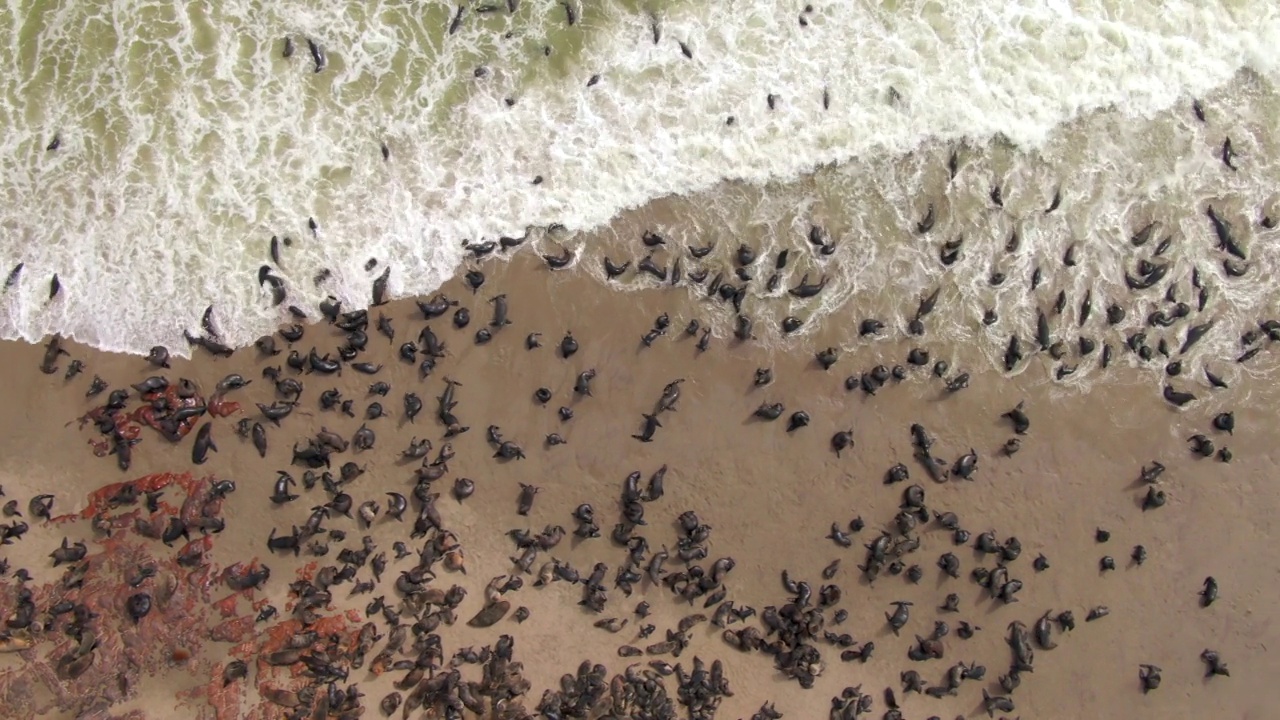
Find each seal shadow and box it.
[981,597,1009,617]
[1124,475,1153,491]
[933,567,952,592]
[874,623,899,640]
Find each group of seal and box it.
[7,212,1246,718]
[0,12,1258,720]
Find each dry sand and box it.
[0,252,1277,720]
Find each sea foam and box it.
[0,0,1277,356]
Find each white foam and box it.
[0,0,1278,356]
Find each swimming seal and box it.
[306,38,326,73]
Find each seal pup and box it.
[1138,664,1161,693]
[1199,576,1218,607]
[1200,649,1229,677]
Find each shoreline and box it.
[0,252,1275,719]
[9,66,1280,410]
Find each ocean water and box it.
[1,0,1279,379]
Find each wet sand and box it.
[0,251,1276,719]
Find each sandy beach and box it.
[0,251,1275,719]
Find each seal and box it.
[251,422,268,458]
[192,422,217,465]
[916,204,935,234]
[885,601,912,635]
[1199,576,1218,607]
[271,473,298,504]
[542,247,574,269]
[788,274,828,298]
[560,331,578,358]
[1003,401,1029,434]
[638,255,668,281]
[516,483,540,515]
[754,403,784,420]
[385,491,407,520]
[632,413,661,442]
[1200,649,1230,677]
[1163,384,1195,407]
[489,294,511,328]
[656,379,682,411]
[145,346,171,368]
[453,477,475,502]
[306,38,326,73]
[831,430,853,457]
[575,369,598,396]
[493,441,525,460]
[2,262,22,291]
[604,257,631,279]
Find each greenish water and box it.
[1,0,692,162]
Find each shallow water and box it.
[2,0,1280,370]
